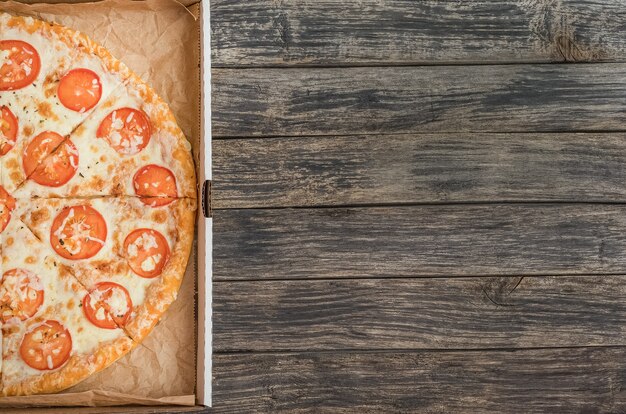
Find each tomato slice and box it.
[0,105,18,155]
[31,139,79,187]
[83,282,132,329]
[97,108,151,155]
[50,205,107,260]
[23,131,65,176]
[123,228,170,278]
[0,40,41,91]
[0,269,44,323]
[23,131,78,187]
[57,68,102,112]
[20,320,72,370]
[0,185,16,233]
[133,165,177,207]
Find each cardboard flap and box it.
[195,0,212,407]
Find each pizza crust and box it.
[124,72,197,200]
[124,198,196,342]
[4,14,134,80]
[2,336,135,397]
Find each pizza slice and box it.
[12,71,196,200]
[18,196,195,343]
[1,12,130,192]
[0,215,134,396]
[1,13,76,192]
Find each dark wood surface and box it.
[213,65,626,137]
[214,133,626,208]
[214,276,626,351]
[211,0,626,412]
[213,348,626,413]
[215,205,626,280]
[211,0,626,67]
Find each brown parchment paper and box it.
[0,0,201,407]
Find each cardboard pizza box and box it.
[0,0,212,411]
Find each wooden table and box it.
[210,1,626,412]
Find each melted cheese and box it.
[0,48,11,65]
[12,196,184,351]
[107,110,144,155]
[95,306,106,321]
[1,215,128,387]
[0,269,43,321]
[105,287,129,317]
[53,207,105,256]
[12,77,190,199]
[132,232,158,255]
[53,207,74,238]
[0,13,126,194]
[140,254,162,272]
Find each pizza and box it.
[0,12,197,396]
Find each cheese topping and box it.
[95,306,106,321]
[53,207,75,238]
[107,110,145,155]
[105,287,130,317]
[0,269,43,313]
[53,207,105,255]
[1,46,35,83]
[140,253,162,272]
[0,118,16,148]
[0,48,11,66]
[110,111,124,130]
[89,284,130,319]
[23,60,32,76]
[42,152,63,175]
[31,330,43,342]
[127,231,158,258]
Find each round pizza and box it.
[0,12,197,396]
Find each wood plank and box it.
[214,276,626,352]
[211,0,626,67]
[214,133,626,208]
[7,409,208,414]
[214,205,626,280]
[212,64,626,137]
[213,348,626,413]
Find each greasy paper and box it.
[0,0,201,407]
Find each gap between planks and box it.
[214,344,626,356]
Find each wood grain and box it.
[211,2,626,411]
[214,204,626,280]
[211,0,626,67]
[212,64,626,137]
[214,276,626,352]
[214,133,626,208]
[213,348,626,413]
